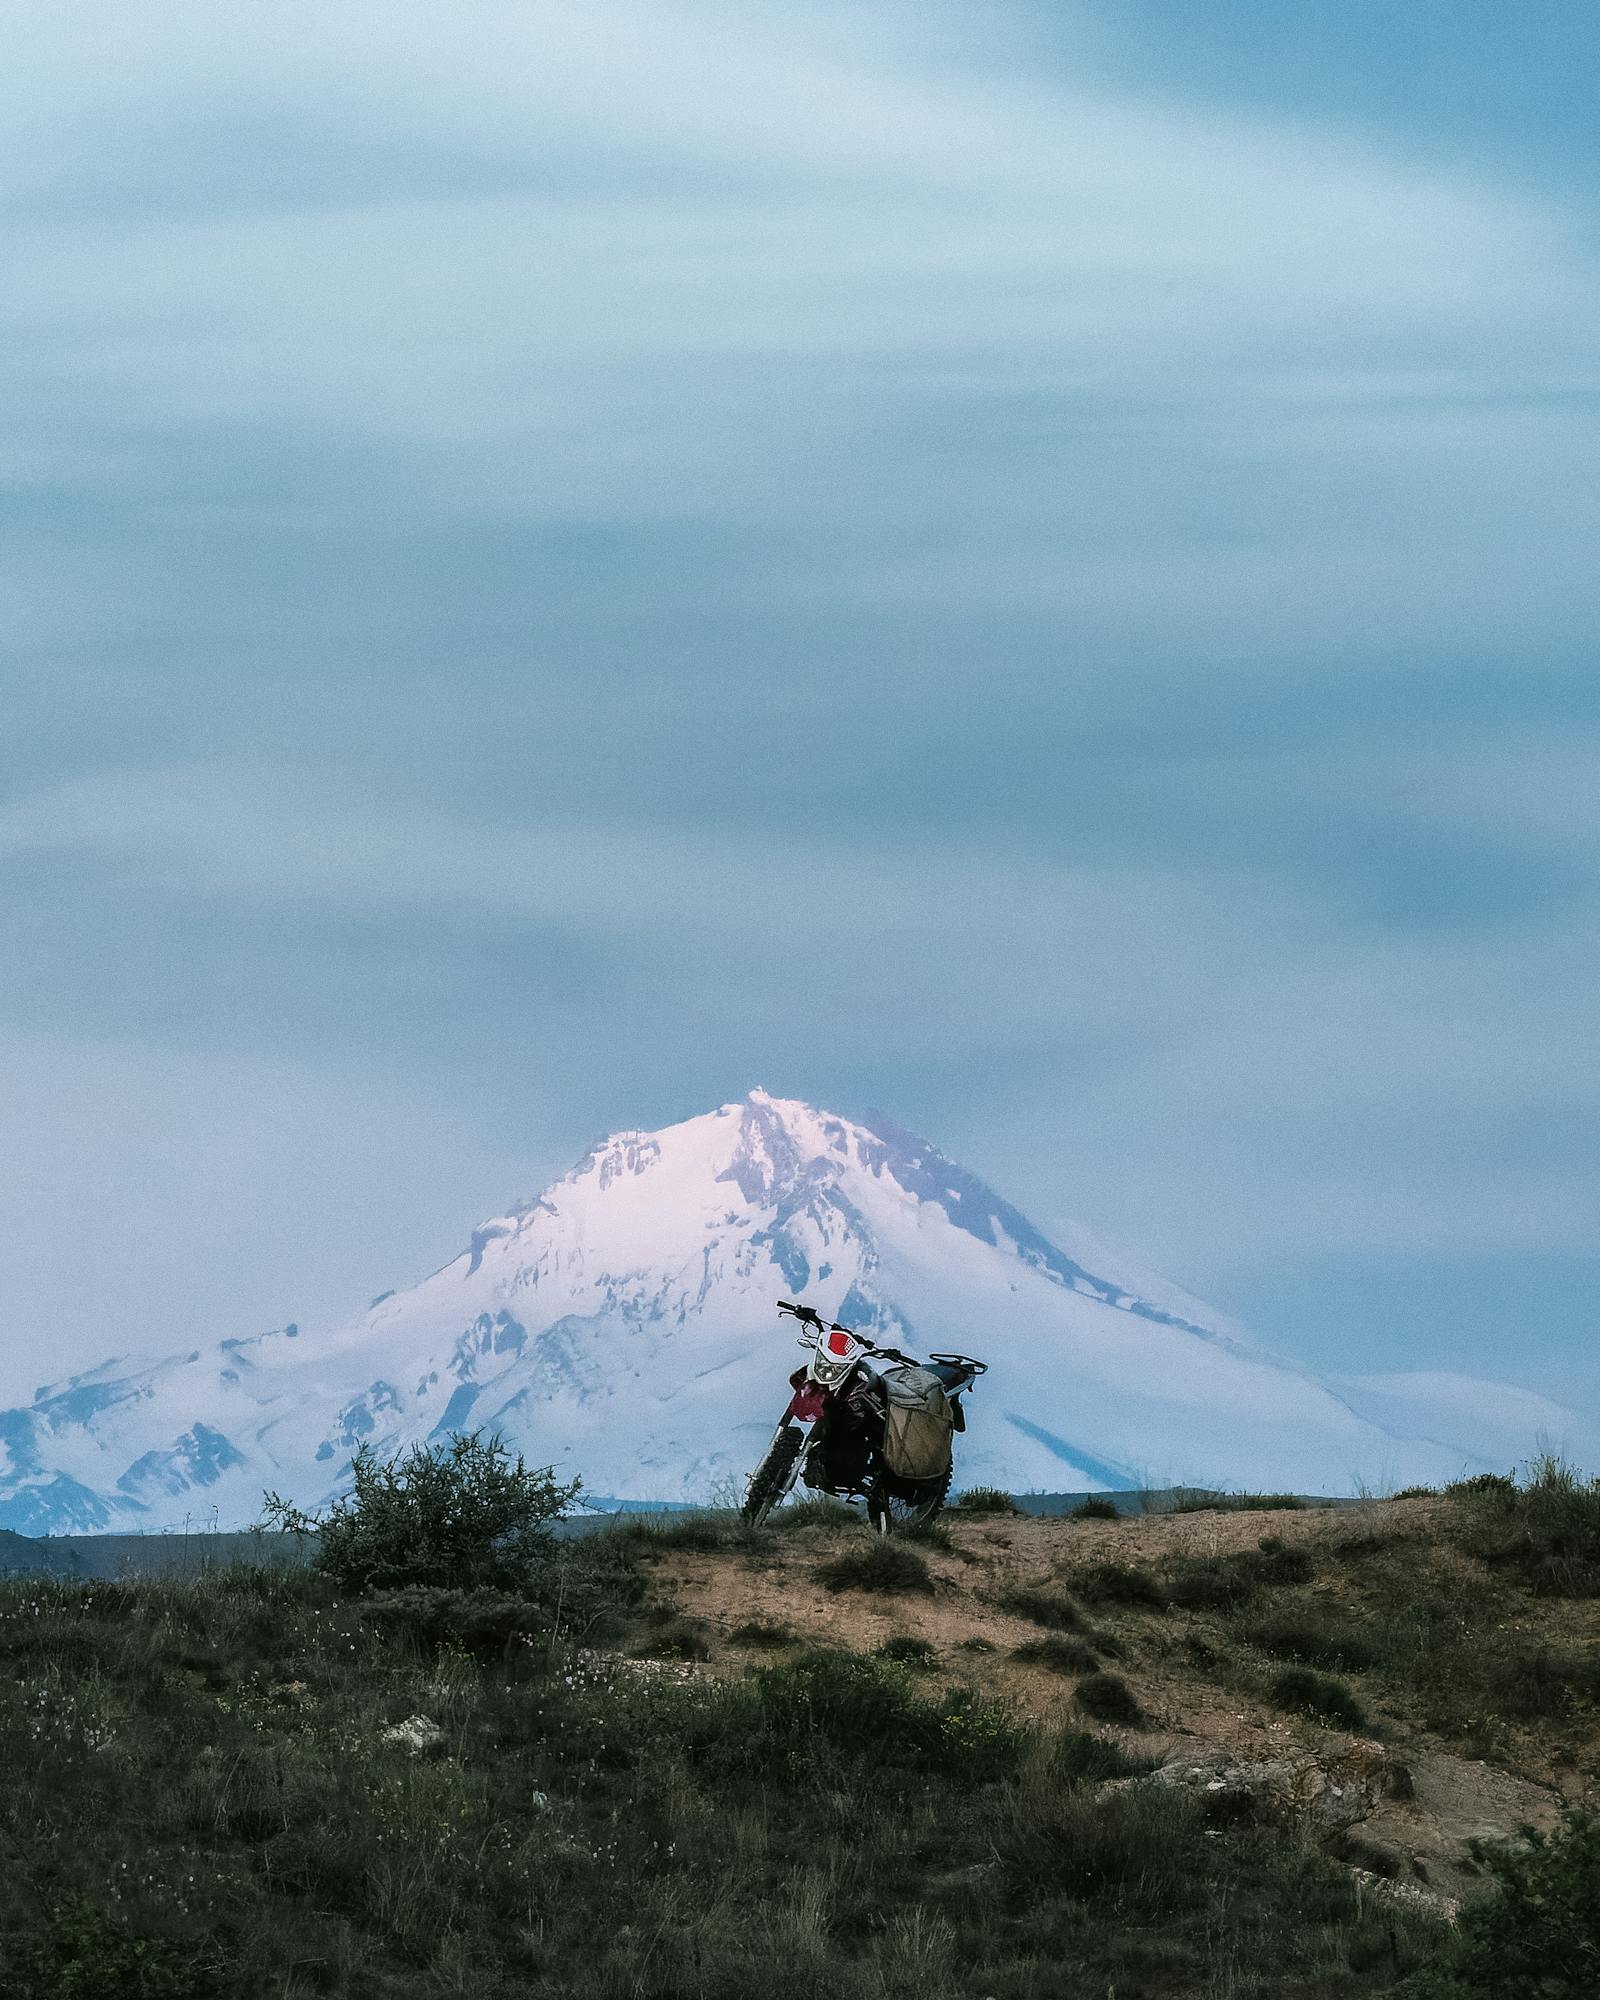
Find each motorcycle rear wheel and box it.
[867,1467,951,1536]
[741,1424,805,1527]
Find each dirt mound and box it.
[637,1497,1592,1906]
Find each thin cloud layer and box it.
[3,2,1596,1406]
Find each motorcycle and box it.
[740,1300,987,1534]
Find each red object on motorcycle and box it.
[827,1329,851,1355]
[785,1382,828,1424]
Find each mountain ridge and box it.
[2,1091,1593,1533]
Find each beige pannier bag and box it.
[880,1365,955,1480]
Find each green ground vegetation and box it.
[813,1540,934,1596]
[1078,1461,1600,1766]
[0,1548,1444,1999]
[3,1455,1594,1996]
[952,1486,1022,1516]
[1395,1809,1600,1999]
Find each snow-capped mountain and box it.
[2,1092,1592,1533]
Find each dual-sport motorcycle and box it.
[740,1300,987,1533]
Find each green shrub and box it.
[1046,1728,1156,1785]
[1171,1492,1305,1515]
[358,1585,549,1658]
[1070,1496,1120,1521]
[902,1517,956,1551]
[1392,1485,1439,1500]
[610,1508,749,1553]
[814,1541,934,1596]
[955,1486,1021,1515]
[1166,1540,1314,1612]
[769,1495,865,1533]
[1268,1667,1366,1731]
[1246,1610,1376,1672]
[541,1532,653,1636]
[1359,1587,1507,1740]
[726,1618,795,1649]
[1075,1562,1168,1610]
[263,1430,578,1594]
[995,1585,1087,1631]
[1013,1636,1100,1676]
[1448,1472,1517,1499]
[1165,1556,1253,1611]
[1255,1534,1316,1578]
[353,1518,646,1653]
[1397,1808,1600,1998]
[1455,1456,1600,1597]
[1074,1671,1144,1725]
[747,1648,1020,1780]
[1480,1645,1600,1722]
[993,1768,1429,1983]
[1331,1532,1399,1559]
[631,1614,713,1662]
[7,1898,221,2000]
[875,1634,938,1667]
[998,1777,1200,1905]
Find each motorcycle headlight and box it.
[809,1355,854,1387]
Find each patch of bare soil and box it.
[642,1498,1594,1908]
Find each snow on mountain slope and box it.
[1330,1373,1600,1479]
[0,1092,1581,1533]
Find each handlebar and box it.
[777,1299,850,1334]
[777,1299,873,1346]
[777,1306,918,1375]
[776,1306,986,1384]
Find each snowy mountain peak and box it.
[3,1094,1596,1534]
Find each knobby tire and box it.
[741,1425,804,1526]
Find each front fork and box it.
[777,1426,808,1506]
[742,1413,810,1514]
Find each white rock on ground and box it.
[381,1714,445,1754]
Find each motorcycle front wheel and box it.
[740,1423,805,1527]
[867,1467,951,1536]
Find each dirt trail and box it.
[643,1498,1590,1905]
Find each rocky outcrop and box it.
[1145,1743,1392,1831]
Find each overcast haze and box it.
[4,2,1597,1416]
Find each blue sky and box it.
[4,1,1596,1413]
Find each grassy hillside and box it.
[0,1472,1595,1997]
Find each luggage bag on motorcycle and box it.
[880,1365,955,1480]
